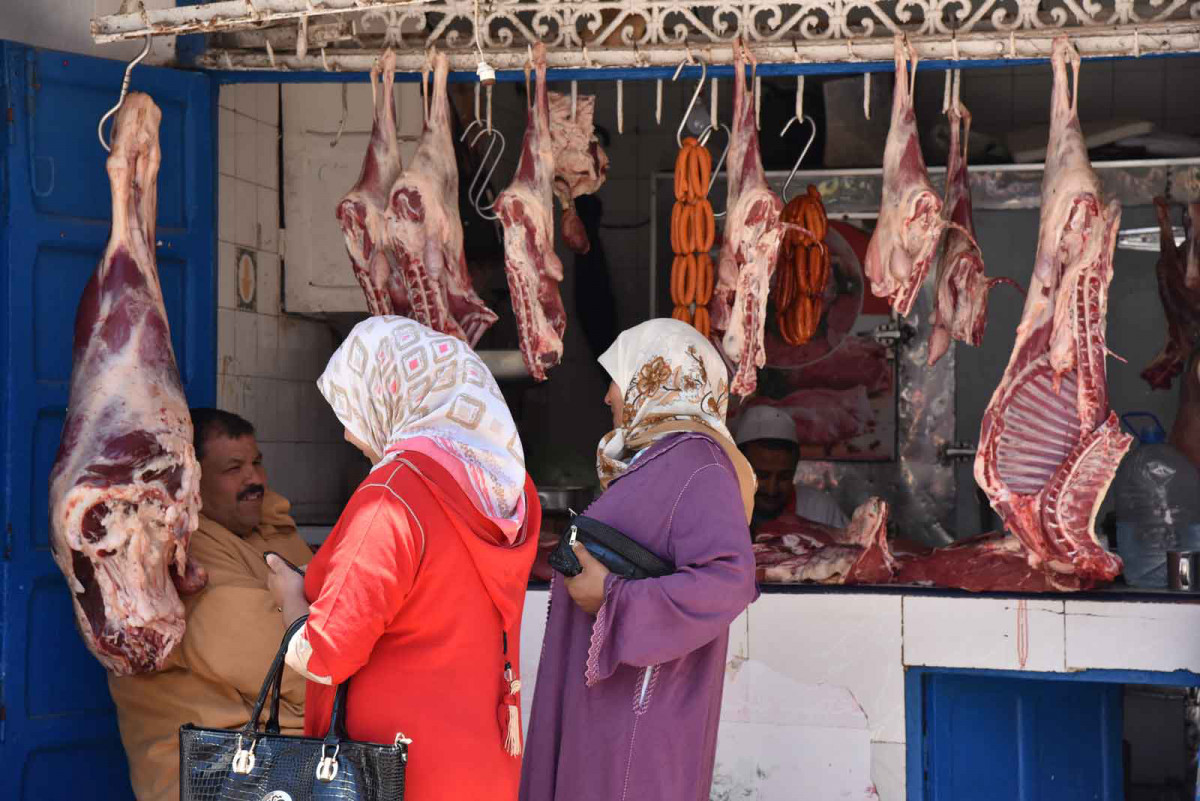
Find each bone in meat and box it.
[337,50,409,317]
[496,44,567,381]
[1142,198,1200,390]
[386,50,497,345]
[973,38,1130,585]
[755,499,896,584]
[892,532,1095,592]
[48,94,205,675]
[865,36,945,318]
[548,90,609,254]
[709,39,785,397]
[928,102,1023,366]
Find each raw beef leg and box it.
[709,39,785,397]
[386,50,497,345]
[495,44,567,380]
[928,102,1023,366]
[48,93,205,675]
[865,36,946,318]
[755,498,895,584]
[337,50,407,316]
[973,38,1130,585]
[1142,197,1200,390]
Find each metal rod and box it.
[97,35,152,152]
[190,24,1200,75]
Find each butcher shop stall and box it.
[3,0,1200,798]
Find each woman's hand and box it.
[265,554,310,628]
[564,543,611,616]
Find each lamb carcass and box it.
[495,44,567,380]
[755,499,895,584]
[973,38,1130,585]
[708,39,785,397]
[1142,197,1200,390]
[865,36,945,318]
[386,50,497,345]
[928,102,1022,366]
[337,50,408,317]
[548,90,609,254]
[48,94,205,675]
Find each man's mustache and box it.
[238,484,265,501]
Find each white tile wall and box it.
[903,596,1067,673]
[216,83,358,525]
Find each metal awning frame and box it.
[95,0,1200,76]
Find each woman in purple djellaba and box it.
[521,318,759,801]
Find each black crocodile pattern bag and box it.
[179,616,409,801]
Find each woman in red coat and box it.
[266,317,539,801]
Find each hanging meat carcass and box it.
[48,94,206,675]
[708,39,785,397]
[973,38,1130,587]
[337,50,409,317]
[928,101,1022,366]
[865,36,946,318]
[754,498,896,584]
[386,49,497,345]
[496,43,568,381]
[548,90,609,255]
[1141,197,1200,390]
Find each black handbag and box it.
[548,514,674,580]
[179,616,409,801]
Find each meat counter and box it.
[519,582,1200,800]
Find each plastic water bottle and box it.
[1114,412,1200,588]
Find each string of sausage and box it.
[669,137,715,337]
[775,185,830,346]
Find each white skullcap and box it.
[733,405,799,446]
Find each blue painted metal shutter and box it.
[924,673,1124,801]
[0,43,214,800]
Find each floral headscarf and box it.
[318,316,527,541]
[597,319,755,520]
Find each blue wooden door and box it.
[923,672,1124,801]
[0,43,214,800]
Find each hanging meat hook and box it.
[780,115,817,201]
[460,121,506,220]
[697,122,732,218]
[97,34,152,153]
[672,57,707,147]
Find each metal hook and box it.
[780,115,817,201]
[330,83,349,148]
[697,123,732,217]
[673,58,707,146]
[98,35,152,153]
[463,127,506,220]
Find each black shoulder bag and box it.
[179,615,409,801]
[548,514,674,580]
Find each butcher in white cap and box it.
[733,405,849,534]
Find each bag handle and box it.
[244,615,309,735]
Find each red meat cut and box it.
[1141,197,1200,390]
[865,36,946,319]
[892,534,1096,592]
[548,90,608,255]
[973,38,1130,586]
[928,101,1022,366]
[753,385,875,446]
[755,498,896,584]
[48,94,205,675]
[337,50,409,317]
[496,44,568,381]
[708,39,785,397]
[386,50,497,345]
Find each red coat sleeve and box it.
[303,488,424,685]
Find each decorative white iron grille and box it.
[95,0,1200,72]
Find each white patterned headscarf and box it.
[318,316,527,538]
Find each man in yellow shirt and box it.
[107,409,315,801]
